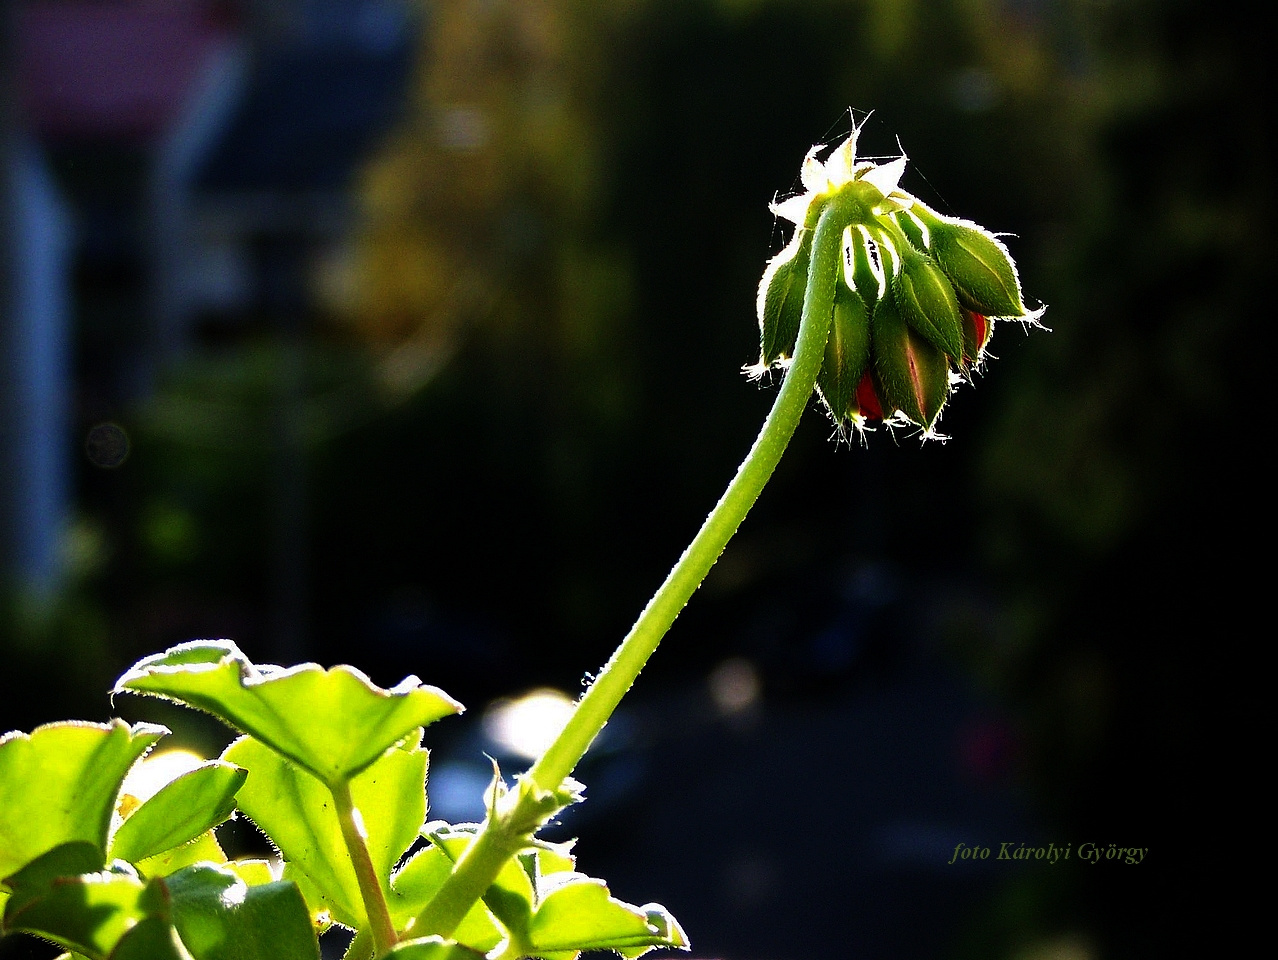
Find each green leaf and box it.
[2,852,165,960]
[222,732,427,929]
[115,640,462,785]
[529,876,688,958]
[135,831,228,879]
[222,860,276,887]
[528,877,646,952]
[109,916,195,960]
[165,862,320,960]
[0,720,167,906]
[2,842,104,922]
[388,843,503,953]
[381,936,487,959]
[110,761,246,864]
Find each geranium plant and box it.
[0,118,1040,960]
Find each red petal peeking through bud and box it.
[855,371,884,420]
[960,309,991,364]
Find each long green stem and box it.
[332,779,398,955]
[413,192,854,943]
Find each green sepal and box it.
[0,720,167,905]
[893,210,926,251]
[116,640,461,786]
[109,761,246,864]
[847,228,881,307]
[756,234,812,364]
[817,279,872,421]
[912,206,1025,317]
[871,292,950,430]
[888,249,965,359]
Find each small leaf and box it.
[223,859,276,887]
[222,732,427,929]
[110,762,246,864]
[135,832,228,879]
[529,875,688,957]
[116,640,461,786]
[165,863,319,960]
[381,936,487,960]
[0,721,167,896]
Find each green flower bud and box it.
[889,247,965,360]
[757,242,809,364]
[817,278,872,421]
[750,124,1043,440]
[757,200,826,365]
[912,204,1025,317]
[871,289,950,431]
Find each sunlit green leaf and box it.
[110,761,246,864]
[2,842,104,923]
[115,640,462,785]
[0,722,167,883]
[381,935,487,959]
[222,732,427,929]
[136,831,228,879]
[2,850,164,960]
[222,859,276,887]
[389,843,503,953]
[165,862,319,960]
[109,916,194,960]
[529,876,688,957]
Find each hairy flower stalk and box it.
[414,119,1043,949]
[757,118,1043,435]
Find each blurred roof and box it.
[18,0,234,142]
[194,41,413,194]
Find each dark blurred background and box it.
[1,1,1267,958]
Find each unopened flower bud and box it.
[757,233,811,364]
[871,289,950,430]
[889,247,965,360]
[750,121,1043,439]
[912,205,1025,317]
[817,279,872,421]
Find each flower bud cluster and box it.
[755,121,1042,436]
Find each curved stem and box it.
[530,200,847,790]
[412,192,854,942]
[332,779,398,956]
